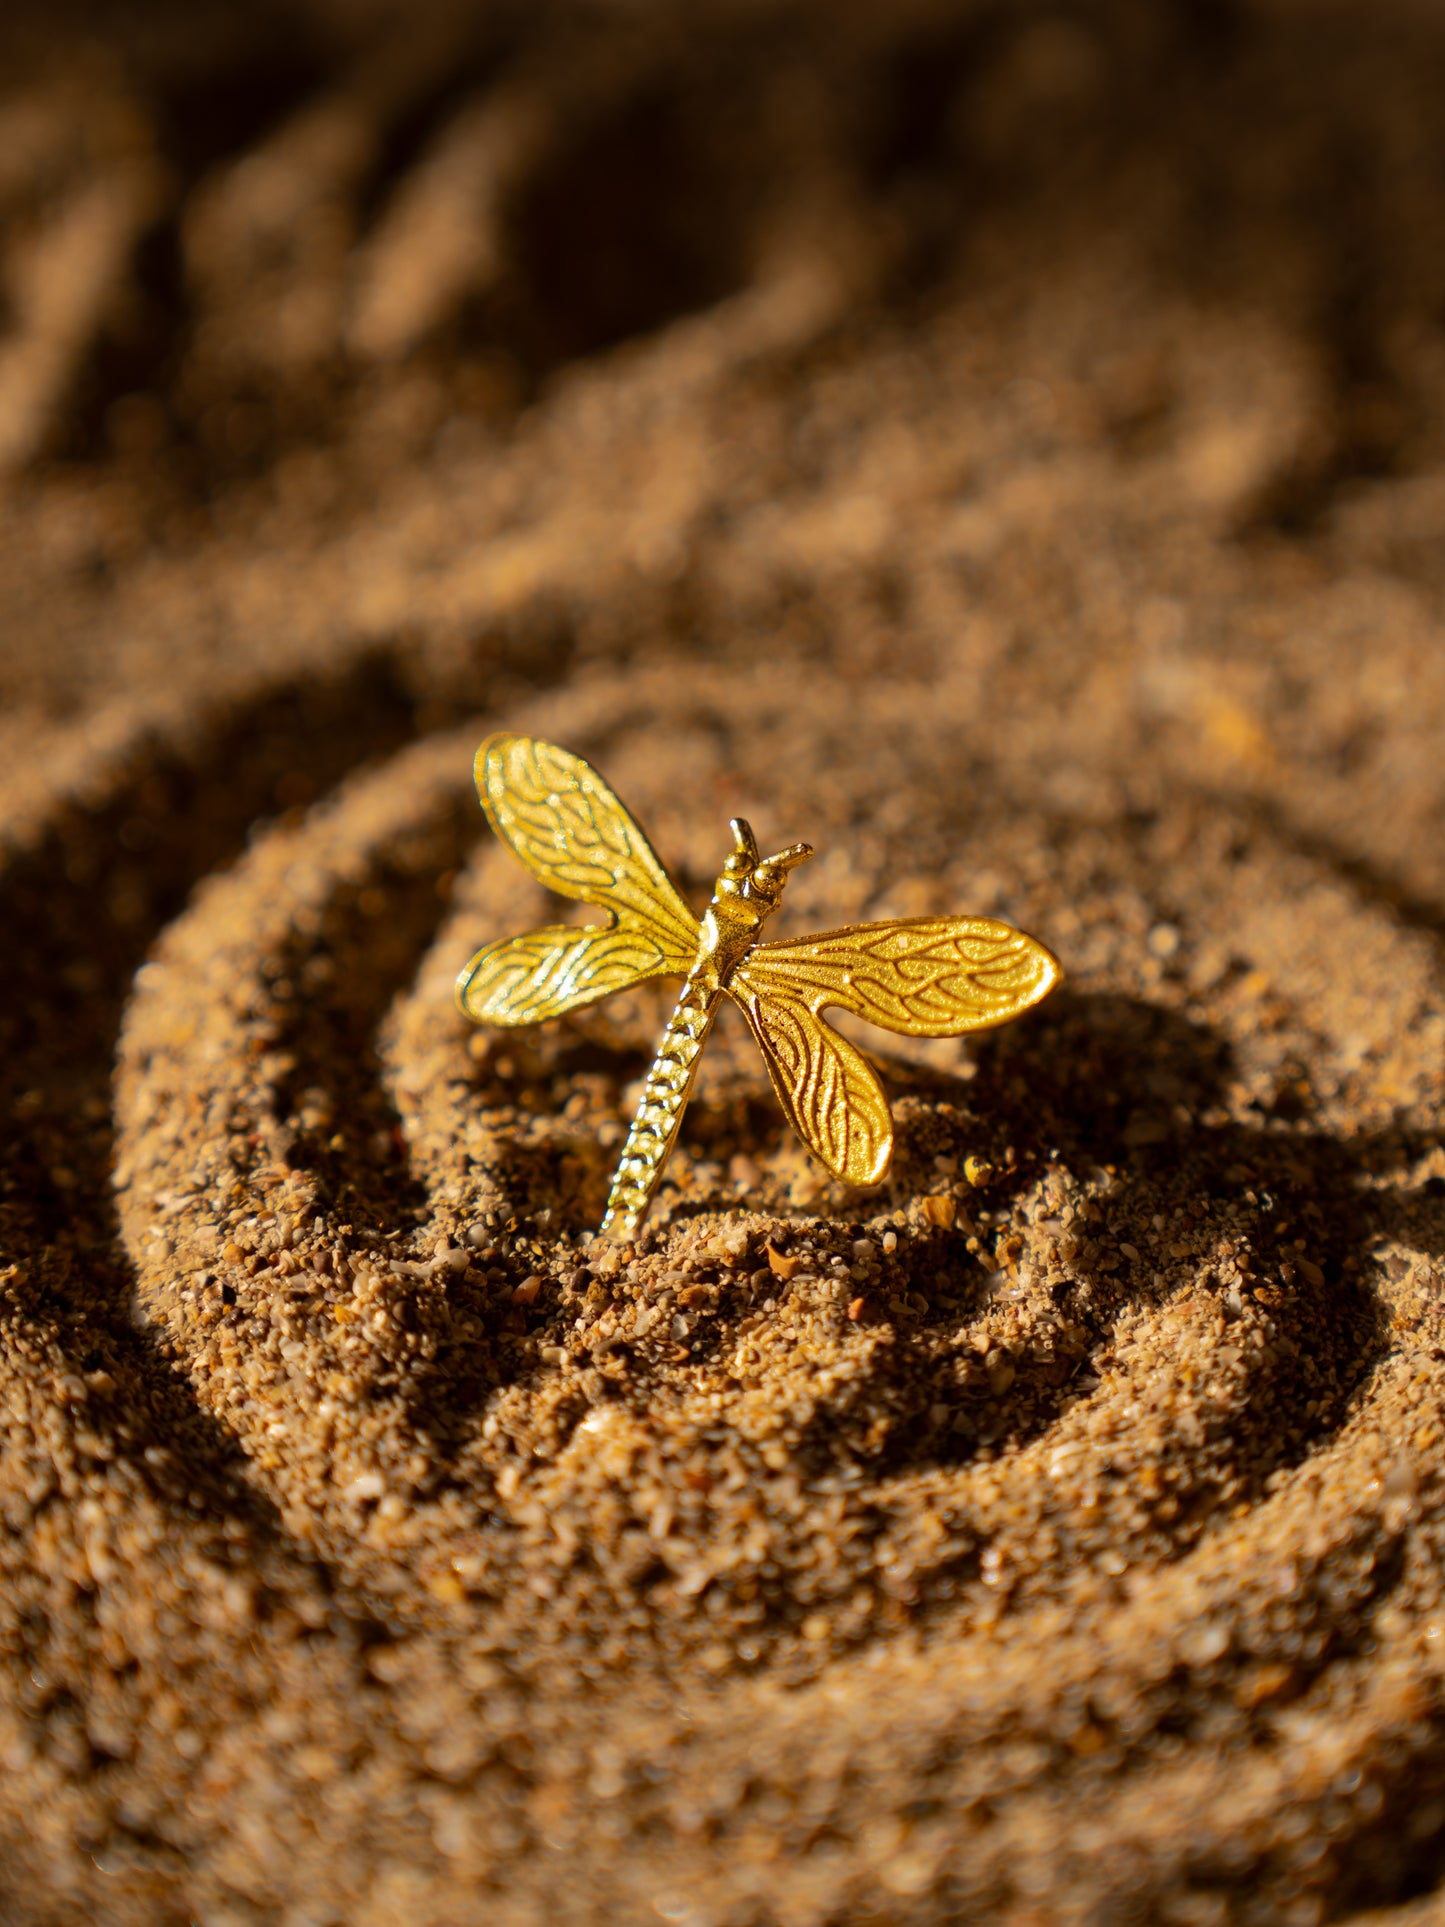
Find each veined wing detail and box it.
[727,969,894,1185]
[458,923,681,1028]
[476,733,700,968]
[727,918,1059,1184]
[743,916,1060,1036]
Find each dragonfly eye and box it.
[759,841,813,876]
[728,817,760,866]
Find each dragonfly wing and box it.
[744,916,1060,1037]
[477,733,699,967]
[727,966,893,1185]
[458,922,680,1027]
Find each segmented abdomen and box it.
[600,975,718,1239]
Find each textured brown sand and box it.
[7,2,1445,1922]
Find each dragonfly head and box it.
[716,818,813,917]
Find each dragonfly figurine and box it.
[456,734,1061,1240]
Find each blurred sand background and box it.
[7,1,1445,1921]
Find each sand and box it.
[5,0,1445,1921]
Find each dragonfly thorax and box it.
[697,816,813,979]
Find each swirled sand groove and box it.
[105,663,1445,1921]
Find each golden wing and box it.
[456,733,700,1027]
[459,922,690,1026]
[743,916,1060,1035]
[727,917,1060,1182]
[726,970,895,1184]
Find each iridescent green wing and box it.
[457,734,700,1027]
